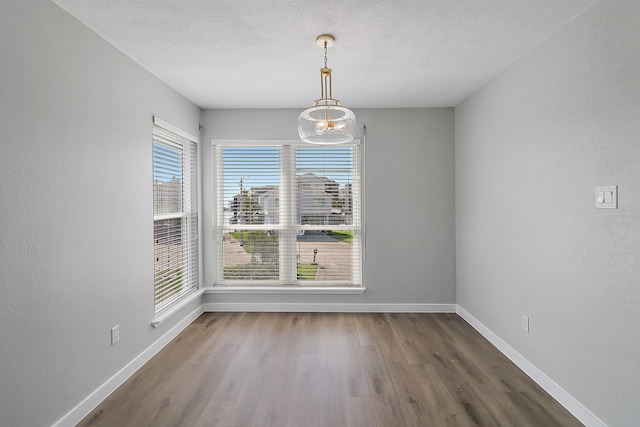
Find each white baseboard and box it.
[204,302,456,313]
[456,305,607,427]
[52,305,204,427]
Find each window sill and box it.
[151,288,205,328]
[205,286,366,295]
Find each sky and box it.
[221,146,355,203]
[153,144,357,207]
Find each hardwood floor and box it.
[78,313,583,427]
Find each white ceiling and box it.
[52,0,595,109]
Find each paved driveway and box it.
[223,231,354,281]
[296,232,353,281]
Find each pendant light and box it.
[297,34,356,144]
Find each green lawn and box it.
[224,263,279,280]
[223,262,318,280]
[297,263,318,280]
[154,268,183,303]
[329,230,353,244]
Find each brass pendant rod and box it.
[312,34,341,106]
[320,67,333,100]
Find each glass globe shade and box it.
[297,105,356,144]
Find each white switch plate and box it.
[522,315,529,333]
[111,325,120,345]
[595,186,617,209]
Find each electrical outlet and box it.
[111,325,120,345]
[522,316,529,333]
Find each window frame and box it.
[152,117,202,315]
[211,139,363,288]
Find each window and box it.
[212,140,362,286]
[153,117,200,313]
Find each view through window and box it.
[153,118,200,313]
[212,141,362,286]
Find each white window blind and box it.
[212,141,361,286]
[153,118,199,313]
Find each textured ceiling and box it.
[52,0,595,109]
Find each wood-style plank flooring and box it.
[78,313,583,427]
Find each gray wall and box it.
[201,108,456,306]
[9,0,635,425]
[0,1,201,426]
[455,0,640,425]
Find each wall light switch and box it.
[595,186,617,209]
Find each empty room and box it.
[1,0,639,426]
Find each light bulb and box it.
[314,120,346,133]
[332,121,346,131]
[314,121,328,131]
